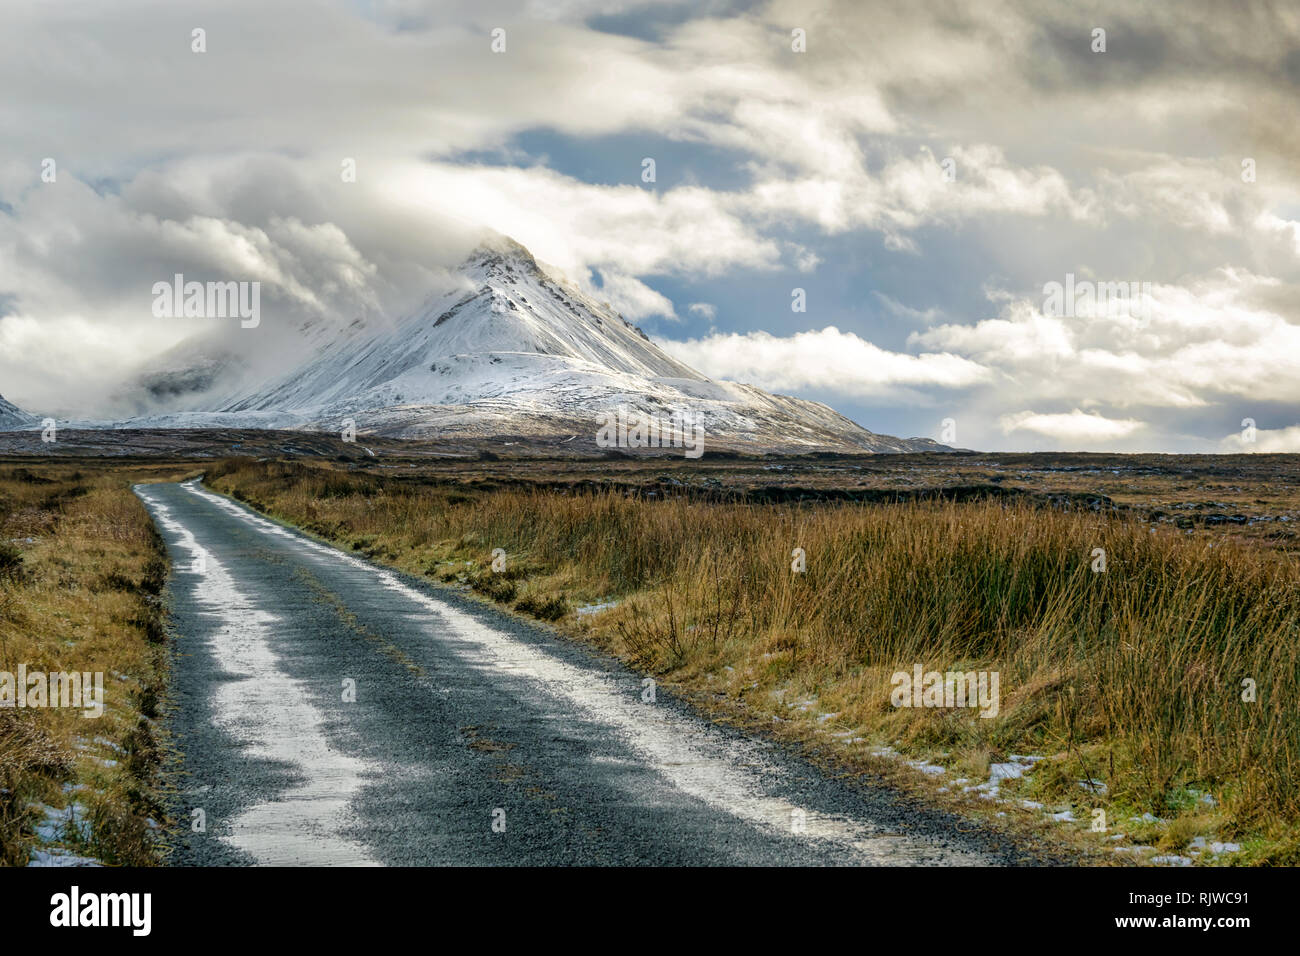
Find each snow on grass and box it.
[27,848,102,867]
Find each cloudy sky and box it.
[3,0,1299,451]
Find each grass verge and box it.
[0,460,195,866]
[208,456,1300,865]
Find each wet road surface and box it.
[137,479,1030,866]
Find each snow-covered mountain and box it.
[118,237,946,453]
[0,394,36,430]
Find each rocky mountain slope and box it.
[114,237,947,454]
[0,395,36,430]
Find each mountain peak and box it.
[462,234,540,276]
[117,234,944,453]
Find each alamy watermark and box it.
[152,274,260,328]
[1043,273,1152,325]
[0,667,104,718]
[595,405,705,459]
[50,886,150,936]
[890,665,999,718]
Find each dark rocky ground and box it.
[4,428,1297,552]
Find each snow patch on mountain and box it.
[0,395,37,430]
[106,236,946,453]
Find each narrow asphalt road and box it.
[136,479,1032,866]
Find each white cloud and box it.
[2,0,1300,450]
[1254,211,1300,256]
[911,269,1300,413]
[0,160,473,415]
[1221,424,1300,453]
[1000,409,1146,445]
[742,144,1090,238]
[873,292,941,325]
[592,271,677,321]
[385,162,787,279]
[912,302,1075,365]
[658,326,990,397]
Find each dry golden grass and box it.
[0,460,196,866]
[210,457,1300,864]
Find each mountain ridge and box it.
[0,394,36,430]
[109,236,948,454]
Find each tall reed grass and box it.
[210,458,1300,851]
